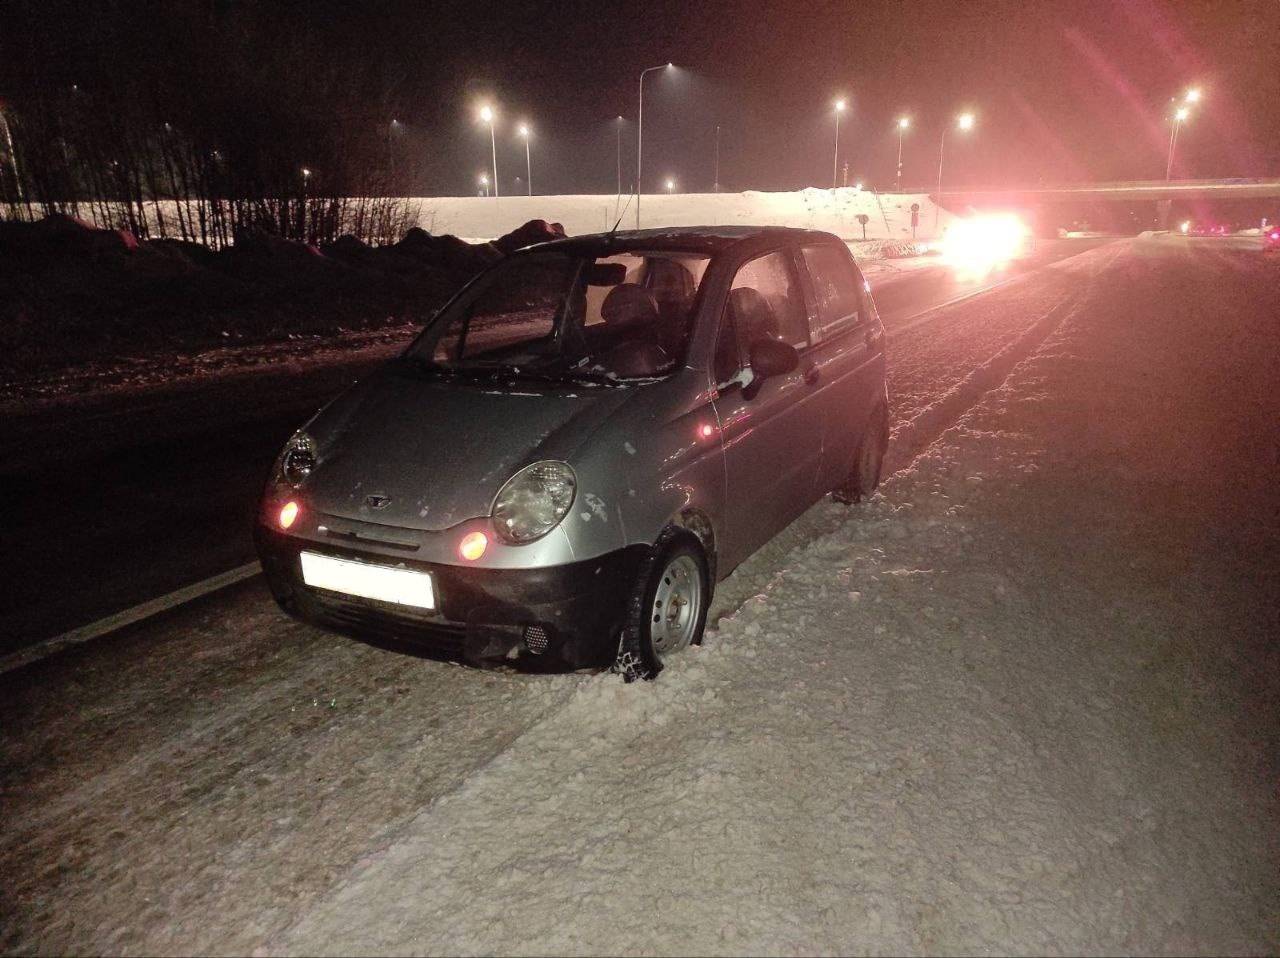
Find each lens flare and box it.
[939,213,1031,279]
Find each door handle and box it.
[803,363,821,386]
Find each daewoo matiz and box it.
[256,226,889,678]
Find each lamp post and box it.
[832,98,847,188]
[1166,106,1190,181]
[665,177,676,192]
[637,62,672,228]
[615,116,624,199]
[478,172,489,197]
[714,124,721,192]
[1165,88,1200,182]
[388,119,399,186]
[518,123,532,195]
[479,104,498,197]
[896,116,910,191]
[935,112,974,230]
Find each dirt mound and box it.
[0,217,566,379]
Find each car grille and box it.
[307,589,467,657]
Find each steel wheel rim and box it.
[650,554,702,657]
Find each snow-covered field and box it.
[414,187,945,241]
[2,237,1276,955]
[96,188,947,245]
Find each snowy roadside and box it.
[275,238,1279,955]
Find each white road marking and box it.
[886,274,1023,340]
[0,561,262,675]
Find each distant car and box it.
[1264,225,1280,252]
[255,226,890,675]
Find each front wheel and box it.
[613,534,710,681]
[833,405,890,504]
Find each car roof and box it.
[527,225,844,257]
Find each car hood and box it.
[304,366,635,531]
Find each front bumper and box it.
[255,525,647,670]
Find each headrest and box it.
[601,282,661,331]
[728,286,779,342]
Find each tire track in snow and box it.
[885,241,1126,477]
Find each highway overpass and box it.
[928,178,1280,204]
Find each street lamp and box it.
[832,98,847,188]
[478,172,490,196]
[637,62,673,228]
[1166,104,1192,181]
[665,177,676,192]
[1185,87,1202,104]
[479,104,499,198]
[615,116,624,199]
[935,112,975,229]
[896,117,910,191]
[518,122,532,195]
[714,124,721,193]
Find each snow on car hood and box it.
[303,365,633,532]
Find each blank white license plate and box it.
[300,552,435,610]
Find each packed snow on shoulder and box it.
[277,239,1278,955]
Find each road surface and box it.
[1,234,1276,954]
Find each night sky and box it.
[4,0,1278,196]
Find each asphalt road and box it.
[0,237,1109,653]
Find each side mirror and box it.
[744,338,799,398]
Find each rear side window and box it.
[714,250,809,382]
[800,244,862,342]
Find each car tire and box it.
[833,404,890,504]
[613,532,711,682]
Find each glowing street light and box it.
[478,172,490,196]
[636,62,674,228]
[1184,87,1202,104]
[896,116,911,190]
[517,122,532,195]
[479,104,499,198]
[935,112,975,229]
[832,98,848,189]
[665,177,676,192]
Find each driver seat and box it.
[599,283,669,377]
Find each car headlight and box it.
[278,432,317,487]
[491,461,576,543]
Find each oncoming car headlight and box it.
[278,432,317,487]
[492,461,576,543]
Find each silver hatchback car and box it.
[256,226,888,678]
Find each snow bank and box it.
[412,188,946,241]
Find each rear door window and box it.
[800,244,863,342]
